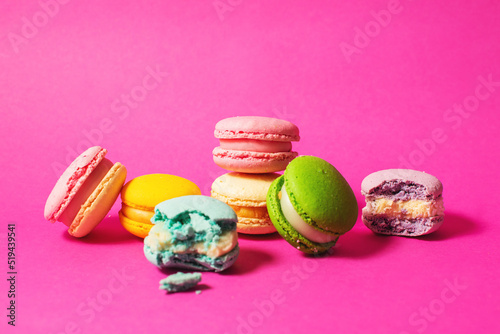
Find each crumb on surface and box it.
[159,272,202,293]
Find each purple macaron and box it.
[361,169,444,236]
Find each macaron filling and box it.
[120,204,154,225]
[365,198,444,219]
[280,186,338,244]
[219,139,292,153]
[231,205,269,219]
[58,158,114,226]
[145,211,238,258]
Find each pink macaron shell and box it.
[58,158,114,226]
[44,146,106,223]
[213,147,298,173]
[219,139,292,153]
[215,116,300,142]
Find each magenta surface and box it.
[1,1,499,334]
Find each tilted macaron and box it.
[213,116,300,173]
[361,169,444,236]
[267,156,358,254]
[144,195,239,272]
[44,146,127,237]
[119,174,201,238]
[211,172,280,234]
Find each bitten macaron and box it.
[211,172,280,234]
[144,195,239,272]
[213,116,300,173]
[44,146,127,237]
[361,169,444,236]
[267,156,358,254]
[119,174,201,238]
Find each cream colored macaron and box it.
[211,172,280,234]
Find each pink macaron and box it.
[213,116,300,173]
[44,146,127,237]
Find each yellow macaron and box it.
[119,174,201,238]
[211,172,280,234]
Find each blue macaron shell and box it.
[159,272,202,293]
[152,195,237,224]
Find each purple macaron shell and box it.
[362,214,444,236]
[361,169,443,200]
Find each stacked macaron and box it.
[211,116,300,234]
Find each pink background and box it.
[2,1,499,333]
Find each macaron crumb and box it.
[195,290,202,295]
[159,272,202,293]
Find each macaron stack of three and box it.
[211,116,300,234]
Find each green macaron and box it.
[267,156,358,254]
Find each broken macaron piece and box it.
[159,272,202,293]
[361,169,444,236]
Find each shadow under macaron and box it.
[417,212,482,241]
[220,246,276,276]
[62,215,140,244]
[305,226,394,259]
[237,232,282,242]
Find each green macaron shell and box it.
[267,176,338,254]
[284,156,358,235]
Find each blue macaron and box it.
[144,195,239,272]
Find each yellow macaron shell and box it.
[211,172,280,234]
[119,174,201,238]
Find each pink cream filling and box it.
[59,158,113,226]
[219,139,292,153]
